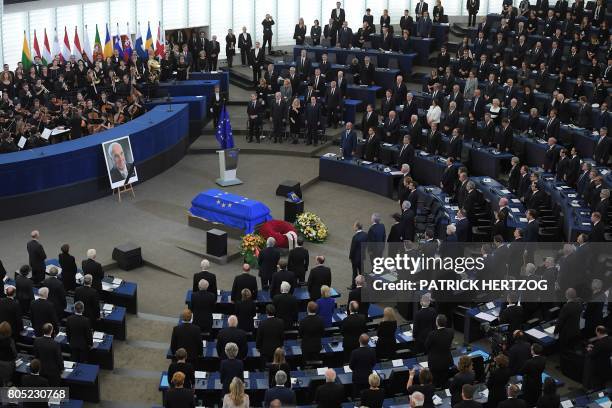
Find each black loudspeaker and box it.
[112,243,143,270]
[276,180,302,198]
[207,229,227,257]
[284,199,304,223]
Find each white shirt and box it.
[427,105,441,124]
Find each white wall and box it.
[1,0,509,69]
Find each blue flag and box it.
[215,105,234,149]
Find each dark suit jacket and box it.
[441,165,458,195]
[192,270,217,295]
[340,130,358,159]
[524,220,539,242]
[65,313,93,351]
[74,285,100,326]
[361,111,379,132]
[41,277,66,318]
[258,247,281,282]
[231,273,258,302]
[349,230,368,266]
[521,355,546,404]
[508,339,531,375]
[30,299,59,337]
[273,293,299,328]
[249,48,265,68]
[413,306,437,347]
[33,336,63,386]
[456,218,470,242]
[368,223,386,243]
[340,313,367,354]
[299,314,325,355]
[400,208,416,242]
[307,265,332,300]
[170,322,203,361]
[315,382,346,407]
[398,143,415,168]
[265,386,296,407]
[554,300,583,349]
[362,133,381,161]
[219,358,243,393]
[589,221,606,242]
[58,253,77,292]
[425,327,454,373]
[27,240,46,282]
[256,316,285,358]
[270,269,297,298]
[348,286,369,316]
[499,304,524,332]
[164,388,195,408]
[81,259,104,292]
[191,290,216,332]
[349,346,377,384]
[217,327,248,359]
[0,297,22,339]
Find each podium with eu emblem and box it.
[214,105,242,186]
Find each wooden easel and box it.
[114,183,135,202]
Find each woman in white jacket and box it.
[427,98,442,125]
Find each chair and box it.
[386,368,410,397]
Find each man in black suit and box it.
[448,128,462,160]
[191,279,216,333]
[217,315,248,359]
[455,384,482,408]
[508,331,531,374]
[66,301,93,363]
[27,230,46,284]
[554,288,583,352]
[499,293,524,333]
[397,135,415,168]
[82,249,104,292]
[74,274,100,327]
[413,293,437,353]
[443,102,460,135]
[586,326,612,389]
[498,118,513,152]
[208,35,221,71]
[463,181,482,226]
[381,90,394,118]
[566,147,580,187]
[593,128,610,165]
[270,92,287,143]
[341,301,368,361]
[427,122,442,155]
[455,210,470,242]
[33,323,63,386]
[315,369,346,407]
[299,301,325,362]
[270,259,296,297]
[471,89,486,121]
[326,81,343,128]
[348,275,369,316]
[287,237,309,284]
[21,359,49,390]
[41,267,66,319]
[508,157,521,193]
[425,314,454,386]
[544,109,560,140]
[589,212,606,242]
[524,209,539,243]
[0,286,22,339]
[359,56,376,86]
[58,244,77,292]
[527,182,546,211]
[361,104,378,133]
[362,126,380,162]
[399,200,416,242]
[30,287,59,337]
[247,93,263,143]
[273,281,298,329]
[349,334,377,395]
[249,42,265,84]
[415,0,429,18]
[258,237,280,289]
[441,157,458,195]
[237,26,252,66]
[338,21,353,49]
[192,258,217,295]
[520,343,546,407]
[256,304,285,363]
[305,96,322,146]
[383,111,400,144]
[170,309,202,363]
[231,263,258,303]
[307,256,332,300]
[264,371,296,406]
[406,114,422,149]
[349,222,368,284]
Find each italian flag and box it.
[21,31,32,70]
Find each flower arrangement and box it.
[239,233,265,267]
[258,220,297,248]
[295,212,329,242]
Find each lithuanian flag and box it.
[21,31,32,70]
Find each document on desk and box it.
[486,302,496,309]
[560,400,573,408]
[432,395,443,405]
[195,371,207,379]
[212,313,222,320]
[343,365,352,373]
[392,359,404,367]
[390,171,405,176]
[525,328,547,339]
[500,189,511,194]
[511,208,520,213]
[519,217,528,222]
[511,198,521,203]
[64,361,75,369]
[544,326,556,335]
[419,361,429,368]
[317,367,328,376]
[475,312,497,322]
[102,304,113,312]
[323,153,337,158]
[93,331,104,340]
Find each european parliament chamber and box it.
[0,0,610,407]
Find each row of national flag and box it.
[21,21,166,69]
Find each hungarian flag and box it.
[61,27,72,62]
[42,28,52,64]
[155,21,165,57]
[93,24,103,61]
[32,30,42,61]
[73,26,83,57]
[82,25,93,62]
[21,31,32,70]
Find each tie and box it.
[302,58,305,66]
[315,77,318,88]
[331,88,334,95]
[548,118,553,128]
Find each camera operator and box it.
[485,354,512,408]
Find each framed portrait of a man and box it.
[102,136,138,189]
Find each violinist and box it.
[100,92,115,114]
[114,100,127,125]
[87,69,100,98]
[0,86,14,109]
[127,95,145,119]
[0,131,17,153]
[116,75,131,99]
[99,113,114,130]
[84,99,103,134]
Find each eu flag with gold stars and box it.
[215,105,234,149]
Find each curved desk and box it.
[0,104,190,220]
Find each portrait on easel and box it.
[102,136,138,190]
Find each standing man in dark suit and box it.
[338,21,353,49]
[415,0,429,19]
[367,213,386,261]
[225,29,236,68]
[400,201,417,242]
[273,282,299,329]
[341,301,368,361]
[269,259,296,297]
[566,147,581,187]
[30,287,59,337]
[170,309,203,363]
[331,2,345,39]
[441,157,458,195]
[247,93,263,143]
[271,92,287,143]
[327,81,343,129]
[208,35,220,71]
[216,316,248,359]
[287,237,309,284]
[348,275,369,316]
[349,222,368,285]
[82,249,104,292]
[362,126,380,162]
[237,26,252,66]
[33,323,63,386]
[398,135,415,168]
[249,42,265,85]
[307,256,331,300]
[261,14,275,55]
[593,128,610,166]
[305,96,322,146]
[258,237,280,289]
[524,209,539,243]
[467,0,480,26]
[349,334,377,395]
[27,230,46,284]
[74,275,100,327]
[191,279,216,333]
[554,288,583,353]
[508,157,521,193]
[315,369,346,406]
[66,301,93,363]
[520,344,546,407]
[256,304,285,364]
[499,293,525,333]
[58,244,77,292]
[448,128,463,160]
[425,314,454,386]
[340,122,357,159]
[299,301,325,362]
[586,326,612,389]
[0,286,22,340]
[231,264,258,302]
[413,293,437,353]
[589,212,606,242]
[42,267,66,319]
[192,259,217,295]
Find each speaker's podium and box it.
[216,148,242,186]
